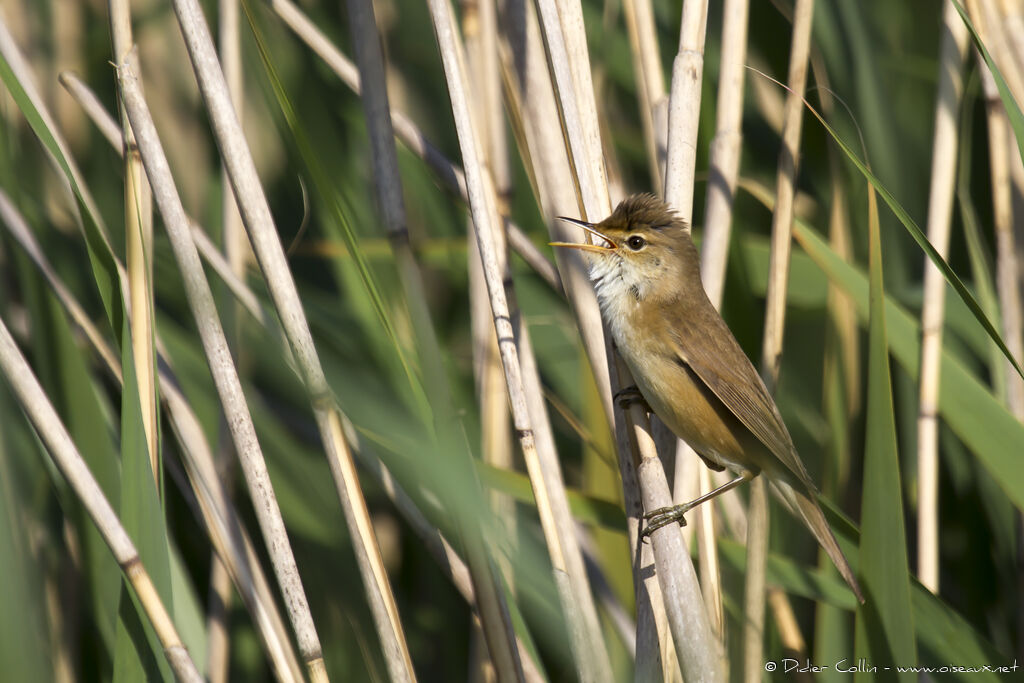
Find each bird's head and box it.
[551,193,693,305]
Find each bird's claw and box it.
[640,504,690,542]
[615,385,650,412]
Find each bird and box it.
[551,193,864,603]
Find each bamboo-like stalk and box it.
[741,478,769,683]
[345,0,518,677]
[665,0,727,660]
[115,58,331,683]
[109,0,158,480]
[754,0,815,680]
[164,0,421,676]
[621,0,665,189]
[696,0,753,647]
[494,2,673,674]
[463,0,522,677]
[741,32,844,659]
[662,0,707,221]
[551,0,609,205]
[693,0,752,648]
[3,174,542,683]
[631,412,724,683]
[533,0,599,213]
[219,0,247,280]
[969,5,1024,653]
[494,0,613,424]
[760,0,814,390]
[467,0,516,525]
[531,0,724,676]
[48,76,544,680]
[57,73,290,355]
[982,67,1024,423]
[916,0,970,596]
[650,0,720,650]
[701,0,749,307]
[526,0,683,672]
[0,316,203,683]
[425,0,612,678]
[208,1,245,678]
[968,0,1024,106]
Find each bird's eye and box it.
[626,235,646,250]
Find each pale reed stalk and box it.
[465,0,516,550]
[109,0,158,479]
[263,0,561,296]
[651,0,722,652]
[0,188,304,683]
[694,0,754,649]
[53,75,546,679]
[621,0,665,189]
[117,59,331,683]
[968,0,1024,105]
[208,1,246,678]
[494,1,672,674]
[471,17,623,676]
[971,2,1024,652]
[755,2,815,682]
[551,0,609,204]
[425,0,610,677]
[700,0,749,306]
[346,0,518,676]
[534,0,723,676]
[916,0,970,595]
[760,0,814,389]
[220,0,247,279]
[697,0,751,657]
[495,0,612,421]
[660,0,724,664]
[168,0,422,675]
[982,59,1024,479]
[463,2,523,677]
[662,0,707,221]
[0,316,203,683]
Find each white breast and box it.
[589,256,645,353]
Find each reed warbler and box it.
[551,193,864,604]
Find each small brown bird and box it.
[552,193,864,603]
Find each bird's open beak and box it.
[549,217,617,253]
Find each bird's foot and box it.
[640,504,691,542]
[615,385,650,412]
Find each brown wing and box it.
[665,298,816,490]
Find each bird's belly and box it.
[621,346,754,474]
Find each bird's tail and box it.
[771,478,865,604]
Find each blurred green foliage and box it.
[0,0,1021,680]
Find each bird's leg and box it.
[614,385,650,412]
[641,470,756,539]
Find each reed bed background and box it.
[0,0,1022,680]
